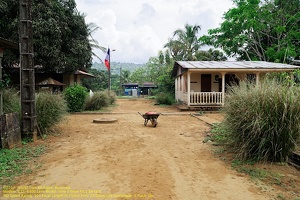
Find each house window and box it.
[247,74,256,84]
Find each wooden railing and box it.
[190,92,223,105]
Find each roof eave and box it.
[189,68,298,73]
[0,37,18,49]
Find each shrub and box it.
[63,84,87,112]
[3,88,20,114]
[36,92,67,134]
[222,79,300,162]
[108,91,116,105]
[155,92,174,105]
[84,91,110,111]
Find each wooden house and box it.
[172,61,299,109]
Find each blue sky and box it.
[76,0,234,64]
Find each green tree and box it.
[130,67,148,84]
[81,69,108,91]
[87,22,106,62]
[121,70,131,83]
[207,48,227,61]
[0,1,7,12]
[0,0,93,72]
[201,0,300,63]
[164,23,202,61]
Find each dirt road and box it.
[4,99,285,200]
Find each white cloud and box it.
[75,0,234,64]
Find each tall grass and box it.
[222,79,300,162]
[84,91,116,111]
[36,93,67,135]
[3,88,20,114]
[84,91,109,111]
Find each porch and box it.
[175,72,251,107]
[176,91,223,107]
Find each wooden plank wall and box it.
[0,113,21,149]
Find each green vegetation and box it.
[0,0,93,72]
[201,0,300,62]
[84,91,116,111]
[165,24,227,61]
[81,68,108,91]
[108,92,116,105]
[0,145,46,185]
[155,92,174,105]
[210,123,231,145]
[2,88,20,114]
[36,92,67,135]
[63,84,87,112]
[231,159,269,180]
[214,79,300,162]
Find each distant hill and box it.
[92,62,145,75]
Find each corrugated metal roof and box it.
[177,61,299,69]
[172,61,300,77]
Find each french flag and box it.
[104,48,110,70]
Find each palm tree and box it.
[86,22,106,63]
[164,24,201,61]
[75,11,106,63]
[121,70,131,83]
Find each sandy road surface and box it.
[2,99,282,200]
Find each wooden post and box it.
[255,72,260,86]
[0,48,3,116]
[187,71,191,106]
[20,0,36,135]
[221,72,226,105]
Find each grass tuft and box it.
[3,88,20,114]
[36,93,67,135]
[84,91,116,111]
[0,145,46,185]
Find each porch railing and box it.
[190,92,223,105]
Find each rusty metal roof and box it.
[37,78,65,86]
[74,70,96,78]
[0,37,18,49]
[172,61,300,77]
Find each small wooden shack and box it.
[36,77,65,93]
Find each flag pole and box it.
[108,50,111,95]
[105,47,115,95]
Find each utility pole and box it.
[19,0,36,136]
[0,48,3,116]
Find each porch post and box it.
[176,77,179,100]
[181,75,183,92]
[221,72,226,105]
[187,70,191,106]
[255,72,260,86]
[187,71,191,106]
[178,76,180,100]
[175,77,177,100]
